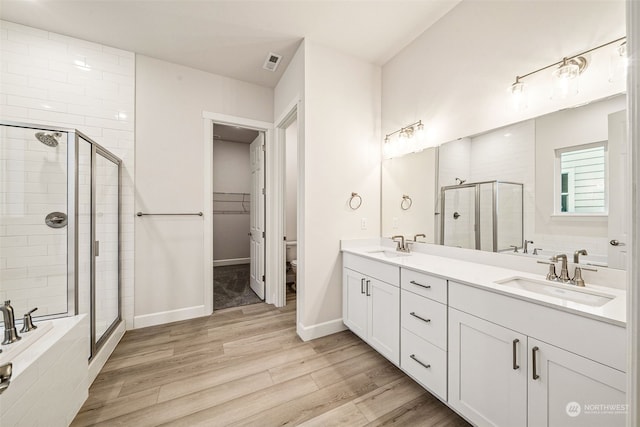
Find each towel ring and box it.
[349,192,362,210]
[401,195,413,210]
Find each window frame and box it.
[554,141,608,216]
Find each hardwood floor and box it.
[72,293,470,426]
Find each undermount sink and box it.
[367,249,411,258]
[494,276,615,307]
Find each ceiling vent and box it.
[262,52,282,72]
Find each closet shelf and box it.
[213,191,250,214]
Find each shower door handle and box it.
[94,241,100,257]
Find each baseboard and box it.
[88,320,125,384]
[133,305,207,329]
[213,258,250,267]
[297,318,347,341]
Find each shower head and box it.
[35,132,61,147]
[455,177,466,185]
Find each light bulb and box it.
[509,77,527,111]
[552,58,579,99]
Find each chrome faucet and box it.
[0,301,20,345]
[551,254,570,283]
[573,249,588,264]
[391,235,409,252]
[523,240,534,254]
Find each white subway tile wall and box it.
[0,21,135,327]
[1,126,68,317]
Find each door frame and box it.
[274,98,300,308]
[203,111,273,313]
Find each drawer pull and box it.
[512,339,519,370]
[361,278,365,294]
[409,280,431,289]
[532,346,540,380]
[409,312,431,324]
[410,354,431,369]
[366,280,371,296]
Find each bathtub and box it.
[0,315,89,426]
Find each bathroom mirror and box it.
[381,93,627,270]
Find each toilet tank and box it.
[285,241,297,262]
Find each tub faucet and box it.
[573,249,588,264]
[551,254,570,283]
[523,240,534,254]
[0,301,20,345]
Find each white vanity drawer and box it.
[401,328,447,401]
[401,268,447,303]
[343,253,399,286]
[401,290,447,350]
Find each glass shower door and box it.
[93,149,120,349]
[441,186,477,249]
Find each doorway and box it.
[211,123,265,310]
[284,118,299,301]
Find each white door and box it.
[449,308,527,427]
[249,133,265,299]
[342,268,368,339]
[607,110,627,269]
[528,338,626,427]
[368,278,400,366]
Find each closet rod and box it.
[136,212,203,217]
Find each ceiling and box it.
[0,0,461,88]
[214,124,259,144]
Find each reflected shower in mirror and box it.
[381,93,627,270]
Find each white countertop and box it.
[342,245,626,327]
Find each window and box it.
[556,142,607,214]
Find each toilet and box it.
[286,241,297,292]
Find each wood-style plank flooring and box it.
[72,292,470,426]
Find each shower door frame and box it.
[440,180,524,252]
[440,182,481,249]
[86,135,122,359]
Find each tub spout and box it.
[0,301,21,345]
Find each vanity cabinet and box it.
[528,338,626,427]
[342,254,400,365]
[400,269,448,400]
[449,281,626,427]
[449,308,528,427]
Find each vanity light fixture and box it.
[383,120,424,158]
[509,36,625,106]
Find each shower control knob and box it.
[609,239,625,246]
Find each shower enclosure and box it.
[441,181,523,252]
[0,121,121,359]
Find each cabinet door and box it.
[368,277,400,365]
[528,338,626,427]
[449,308,527,427]
[343,268,367,339]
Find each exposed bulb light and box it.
[618,41,627,58]
[509,76,527,111]
[383,120,425,159]
[508,36,625,108]
[552,57,586,99]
